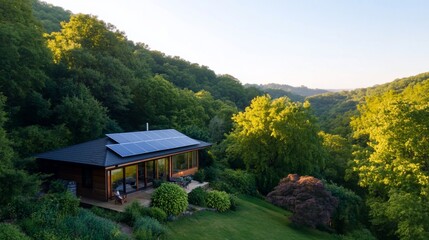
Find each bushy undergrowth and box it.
[193,170,205,183]
[18,192,127,240]
[210,169,258,196]
[229,194,238,211]
[0,223,30,240]
[206,190,231,212]
[325,182,362,233]
[151,183,188,216]
[133,216,166,240]
[21,208,127,240]
[123,202,167,226]
[339,228,377,240]
[188,187,207,207]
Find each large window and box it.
[111,168,124,193]
[172,151,197,173]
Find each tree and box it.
[45,14,135,119]
[351,82,429,240]
[267,174,338,229]
[319,132,352,185]
[227,95,326,193]
[55,85,108,143]
[0,0,52,127]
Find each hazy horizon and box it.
[42,0,429,89]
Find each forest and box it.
[0,0,428,239]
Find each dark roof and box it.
[36,129,211,167]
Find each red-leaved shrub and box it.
[266,174,338,229]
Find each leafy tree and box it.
[0,0,52,127]
[267,174,338,229]
[32,0,71,33]
[55,86,108,143]
[227,95,326,193]
[45,14,135,118]
[351,81,429,240]
[319,132,352,185]
[11,124,71,158]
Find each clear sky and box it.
[42,0,429,89]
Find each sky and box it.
[42,0,429,89]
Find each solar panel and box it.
[106,129,200,157]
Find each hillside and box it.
[307,72,429,136]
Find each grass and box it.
[166,195,336,240]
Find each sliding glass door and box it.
[109,157,171,196]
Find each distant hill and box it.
[307,72,429,136]
[244,83,330,102]
[247,83,330,97]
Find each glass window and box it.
[137,163,145,190]
[192,151,198,168]
[111,168,124,193]
[125,165,137,193]
[157,158,168,180]
[172,153,187,173]
[172,151,197,173]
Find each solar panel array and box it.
[106,129,200,157]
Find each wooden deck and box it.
[80,180,209,212]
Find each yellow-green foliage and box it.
[151,183,188,216]
[227,95,326,193]
[351,81,429,240]
[206,190,231,212]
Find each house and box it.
[36,129,211,201]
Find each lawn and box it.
[166,195,336,240]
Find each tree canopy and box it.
[351,81,429,240]
[227,95,326,193]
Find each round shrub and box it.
[206,190,231,212]
[188,187,207,207]
[151,183,188,216]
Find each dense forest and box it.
[1,1,428,239]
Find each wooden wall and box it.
[38,160,107,201]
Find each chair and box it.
[114,190,127,204]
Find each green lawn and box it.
[166,195,336,240]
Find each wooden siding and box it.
[38,160,107,201]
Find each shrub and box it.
[124,202,168,225]
[209,180,234,193]
[188,187,207,207]
[0,223,31,240]
[153,179,166,188]
[339,228,377,240]
[204,166,220,181]
[123,201,144,225]
[48,179,67,193]
[193,170,205,183]
[151,183,188,216]
[133,216,166,240]
[221,169,257,195]
[267,174,338,229]
[325,182,362,233]
[229,194,238,211]
[61,209,127,240]
[206,190,231,212]
[141,207,167,223]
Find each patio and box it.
[80,180,209,212]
